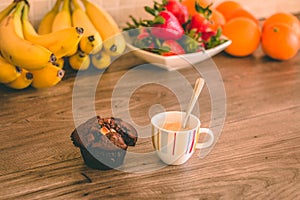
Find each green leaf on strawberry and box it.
[205,28,227,49]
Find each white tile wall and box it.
[0,0,300,29]
[0,0,154,28]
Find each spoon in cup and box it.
[182,77,205,129]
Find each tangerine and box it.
[214,1,242,22]
[262,24,299,60]
[222,17,261,57]
[209,9,226,30]
[262,12,300,49]
[227,8,259,25]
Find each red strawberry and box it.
[164,0,189,25]
[133,28,155,49]
[189,13,210,33]
[161,40,185,56]
[201,30,216,41]
[151,11,184,40]
[137,27,150,40]
[188,1,213,33]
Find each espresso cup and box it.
[151,111,214,165]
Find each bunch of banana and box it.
[0,0,126,90]
[80,0,126,57]
[0,1,56,71]
[22,3,84,59]
[71,0,102,55]
[68,0,127,70]
[0,1,74,90]
[35,0,125,71]
[66,0,100,70]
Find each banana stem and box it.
[80,0,88,6]
[21,3,29,21]
[53,0,62,12]
[72,0,82,10]
[0,1,17,21]
[13,0,25,3]
[62,0,70,12]
[14,1,25,17]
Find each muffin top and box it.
[71,116,138,151]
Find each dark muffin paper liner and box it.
[71,116,137,170]
[80,147,127,170]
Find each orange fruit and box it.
[227,8,259,25]
[209,9,226,30]
[262,24,299,60]
[222,17,261,57]
[262,12,300,49]
[215,1,242,22]
[263,12,300,31]
[182,0,213,16]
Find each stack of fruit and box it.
[215,0,300,60]
[0,0,125,90]
[38,0,126,71]
[124,0,228,56]
[125,0,299,61]
[0,0,66,89]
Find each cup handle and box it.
[196,128,214,149]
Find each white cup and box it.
[151,111,214,165]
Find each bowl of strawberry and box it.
[123,0,231,70]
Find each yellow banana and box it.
[0,1,18,50]
[71,0,102,55]
[38,0,62,35]
[5,68,33,90]
[0,55,22,83]
[0,0,17,23]
[68,50,90,70]
[91,50,111,69]
[81,0,126,56]
[52,0,72,32]
[0,1,57,70]
[65,42,79,56]
[6,1,23,39]
[30,63,65,89]
[22,4,84,59]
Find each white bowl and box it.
[126,39,231,71]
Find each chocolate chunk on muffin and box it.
[71,116,138,170]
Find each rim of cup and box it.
[151,111,201,133]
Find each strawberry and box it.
[163,0,189,25]
[201,30,216,41]
[160,40,185,56]
[133,28,155,49]
[188,2,212,33]
[189,14,210,33]
[136,28,150,40]
[204,28,226,49]
[151,11,184,40]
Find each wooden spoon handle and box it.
[182,78,205,128]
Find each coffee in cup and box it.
[151,111,214,165]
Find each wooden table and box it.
[0,46,299,199]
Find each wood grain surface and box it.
[0,45,299,200]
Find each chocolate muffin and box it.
[71,116,138,170]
